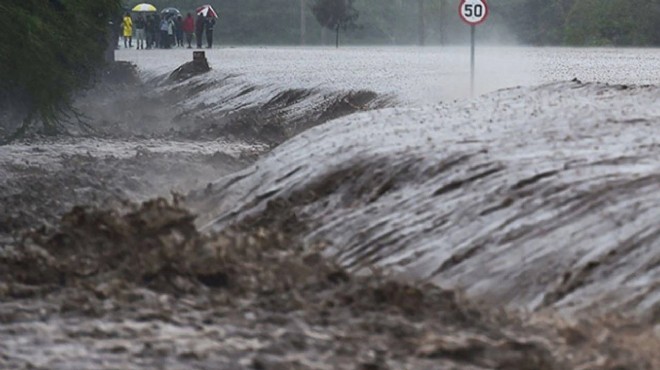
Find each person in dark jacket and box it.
[167,16,175,47]
[182,13,195,49]
[204,15,216,48]
[175,15,184,47]
[145,15,155,49]
[153,13,161,48]
[134,15,146,49]
[160,16,170,49]
[195,13,205,49]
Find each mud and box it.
[0,59,382,238]
[1,48,659,368]
[1,200,656,369]
[0,139,257,243]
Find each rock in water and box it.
[169,52,211,82]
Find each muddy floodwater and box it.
[1,47,659,369]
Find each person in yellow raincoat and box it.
[122,12,133,48]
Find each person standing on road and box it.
[167,16,176,48]
[134,14,146,50]
[145,15,155,49]
[175,15,184,47]
[153,13,161,48]
[183,13,195,49]
[160,16,169,49]
[122,12,133,48]
[195,13,205,49]
[204,14,216,49]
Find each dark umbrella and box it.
[161,7,181,17]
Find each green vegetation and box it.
[311,0,359,47]
[127,0,660,46]
[502,0,660,45]
[1,0,658,141]
[0,0,121,140]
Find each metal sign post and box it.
[471,25,475,95]
[459,0,489,96]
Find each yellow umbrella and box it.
[132,3,157,12]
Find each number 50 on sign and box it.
[459,0,489,26]
[458,0,489,96]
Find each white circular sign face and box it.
[459,0,489,26]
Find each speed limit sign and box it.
[459,0,489,26]
[458,0,489,96]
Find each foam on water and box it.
[1,46,659,369]
[116,47,660,317]
[191,80,660,318]
[119,46,660,104]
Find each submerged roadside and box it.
[0,57,386,242]
[1,49,658,368]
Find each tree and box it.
[496,0,574,44]
[564,0,657,45]
[355,0,401,44]
[0,0,121,141]
[301,0,307,45]
[312,0,359,48]
[131,0,660,46]
[417,0,425,46]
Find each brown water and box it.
[1,47,659,369]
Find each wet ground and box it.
[120,46,660,103]
[1,47,659,368]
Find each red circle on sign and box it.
[459,0,489,26]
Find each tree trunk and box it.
[418,0,426,46]
[300,0,306,45]
[105,23,116,62]
[335,24,340,48]
[439,0,449,45]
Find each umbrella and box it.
[196,4,218,18]
[132,3,157,12]
[161,7,181,17]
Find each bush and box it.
[0,0,121,139]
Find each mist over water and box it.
[191,79,660,317]
[1,46,659,368]
[121,47,660,104]
[118,46,659,317]
[2,0,660,365]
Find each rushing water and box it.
[128,46,660,318]
[190,80,660,318]
[0,47,658,369]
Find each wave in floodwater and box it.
[4,60,658,320]
[188,80,660,319]
[3,53,660,369]
[0,62,393,246]
[70,64,392,148]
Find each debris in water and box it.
[0,200,656,369]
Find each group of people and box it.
[121,12,216,50]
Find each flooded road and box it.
[1,46,659,368]
[121,46,660,103]
[195,80,660,318]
